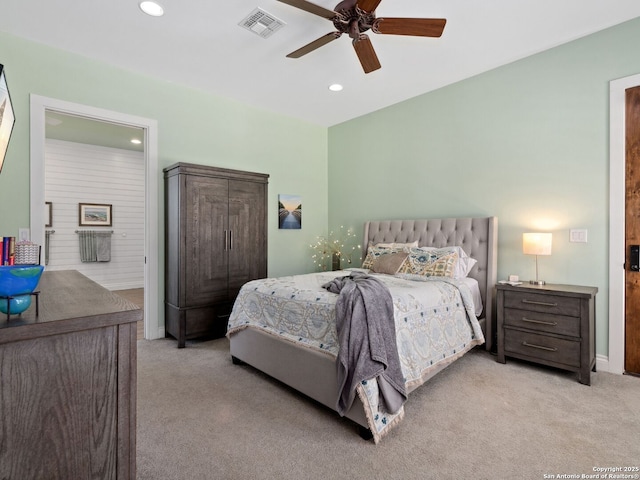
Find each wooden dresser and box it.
[496,282,598,385]
[0,270,141,479]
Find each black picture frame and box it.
[0,64,16,175]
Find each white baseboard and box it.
[596,354,611,373]
[153,326,165,340]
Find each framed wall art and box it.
[79,203,112,227]
[278,194,301,229]
[0,64,15,175]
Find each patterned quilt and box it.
[227,269,485,443]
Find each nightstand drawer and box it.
[503,291,580,316]
[504,329,580,368]
[503,308,580,337]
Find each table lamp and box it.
[523,232,552,285]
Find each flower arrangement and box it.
[310,225,361,271]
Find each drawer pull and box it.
[522,299,558,307]
[522,341,557,352]
[521,317,558,326]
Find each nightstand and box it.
[496,282,598,385]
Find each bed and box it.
[227,217,498,442]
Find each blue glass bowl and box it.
[0,265,45,315]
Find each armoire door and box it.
[185,174,229,305]
[228,179,267,298]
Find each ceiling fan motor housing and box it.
[333,6,376,37]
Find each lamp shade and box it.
[523,233,552,256]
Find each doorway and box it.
[29,95,160,340]
[610,73,640,375]
[625,86,640,375]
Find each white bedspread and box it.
[227,270,484,442]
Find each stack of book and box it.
[0,237,15,266]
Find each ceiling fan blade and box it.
[277,0,337,19]
[352,35,381,74]
[373,18,446,37]
[356,0,382,13]
[286,32,342,58]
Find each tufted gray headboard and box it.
[363,217,498,351]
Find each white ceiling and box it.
[2,0,640,127]
[45,111,144,152]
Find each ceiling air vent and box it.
[239,8,286,39]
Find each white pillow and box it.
[374,241,419,248]
[415,246,476,279]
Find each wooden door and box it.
[228,179,267,298]
[185,175,229,305]
[625,85,640,375]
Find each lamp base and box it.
[529,280,546,285]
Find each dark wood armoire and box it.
[163,163,269,347]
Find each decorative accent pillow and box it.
[416,246,476,278]
[370,251,409,275]
[397,248,459,278]
[361,245,405,269]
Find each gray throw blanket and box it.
[323,272,407,417]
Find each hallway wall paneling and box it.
[44,139,144,290]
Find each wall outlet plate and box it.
[18,228,30,242]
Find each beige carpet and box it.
[136,338,640,480]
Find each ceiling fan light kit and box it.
[277,0,446,73]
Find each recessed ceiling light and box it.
[139,1,164,17]
[328,84,343,92]
[131,138,142,145]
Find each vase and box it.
[0,265,45,315]
[331,252,341,271]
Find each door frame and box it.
[29,95,161,339]
[609,73,640,374]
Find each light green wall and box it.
[0,32,328,333]
[328,17,640,356]
[3,17,640,352]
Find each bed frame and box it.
[229,217,498,433]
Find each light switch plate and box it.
[570,229,588,243]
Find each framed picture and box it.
[0,64,16,175]
[278,194,302,229]
[45,202,52,227]
[79,203,112,227]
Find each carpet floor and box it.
[136,337,640,480]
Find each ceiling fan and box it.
[277,0,446,74]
